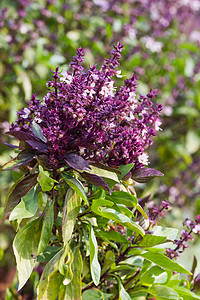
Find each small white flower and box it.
[22,108,30,118]
[60,71,73,85]
[155,119,162,131]
[116,70,124,78]
[138,153,149,165]
[91,82,95,88]
[83,88,95,98]
[109,122,116,128]
[100,81,116,97]
[91,74,99,81]
[124,111,135,122]
[193,224,200,234]
[34,117,42,123]
[128,91,136,103]
[142,128,148,137]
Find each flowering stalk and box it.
[8,43,162,171]
[166,215,200,259]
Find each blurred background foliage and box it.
[0,0,200,297]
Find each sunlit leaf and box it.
[62,188,81,245]
[89,226,101,286]
[63,246,83,300]
[89,165,119,182]
[136,234,167,248]
[147,285,179,300]
[141,252,192,275]
[37,249,63,299]
[3,173,38,221]
[37,165,58,192]
[13,215,43,290]
[9,185,38,220]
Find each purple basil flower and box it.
[10,44,162,170]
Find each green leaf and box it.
[62,188,81,245]
[152,226,179,240]
[106,191,138,207]
[3,173,38,221]
[94,207,145,236]
[37,248,63,299]
[13,215,43,290]
[116,276,131,300]
[41,269,63,300]
[102,250,115,274]
[91,199,114,211]
[136,234,167,247]
[62,172,88,205]
[59,244,73,278]
[37,165,58,192]
[139,266,168,285]
[89,165,119,182]
[32,120,47,143]
[136,204,149,219]
[90,162,121,175]
[37,200,54,255]
[141,252,192,275]
[2,149,38,170]
[63,246,83,300]
[147,285,180,300]
[89,226,101,286]
[96,231,119,252]
[174,286,200,299]
[82,289,106,300]
[97,230,128,244]
[9,186,38,221]
[118,163,134,180]
[37,246,62,263]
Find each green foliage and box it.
[1,157,199,299]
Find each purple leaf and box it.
[132,168,164,183]
[2,142,19,149]
[2,150,38,170]
[26,140,48,152]
[80,172,111,194]
[6,130,40,142]
[65,153,91,171]
[2,173,38,222]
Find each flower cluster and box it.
[10,43,162,169]
[166,215,200,259]
[148,199,171,224]
[160,157,200,206]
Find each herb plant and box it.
[1,44,200,300]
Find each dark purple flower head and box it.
[10,44,162,169]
